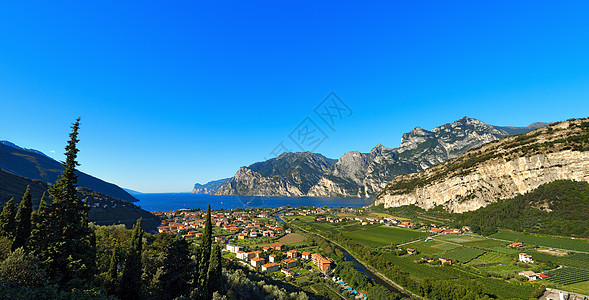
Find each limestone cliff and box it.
[373,119,589,213]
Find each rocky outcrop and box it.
[373,119,589,212]
[214,152,336,196]
[192,178,230,194]
[308,117,537,197]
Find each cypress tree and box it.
[198,204,212,286]
[207,244,223,296]
[12,186,33,251]
[105,249,119,295]
[120,219,143,300]
[29,118,97,287]
[0,198,16,239]
[155,237,193,299]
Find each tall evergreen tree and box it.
[28,118,97,287]
[12,186,33,251]
[0,198,16,239]
[105,249,119,296]
[120,219,143,300]
[155,237,193,299]
[198,204,212,286]
[207,244,223,296]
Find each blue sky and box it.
[1,1,588,192]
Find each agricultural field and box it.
[490,231,589,252]
[342,226,428,247]
[545,267,589,285]
[430,242,460,251]
[442,247,486,263]
[562,280,589,295]
[461,239,509,249]
[529,251,589,269]
[435,235,481,243]
[475,278,538,299]
[277,233,306,244]
[468,252,513,267]
[404,240,447,255]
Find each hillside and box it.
[215,152,336,196]
[0,169,159,231]
[454,180,589,237]
[0,141,137,202]
[214,117,546,197]
[374,118,589,213]
[192,178,230,194]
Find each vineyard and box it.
[545,267,589,285]
[490,231,589,252]
[443,247,486,263]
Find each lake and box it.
[134,193,372,212]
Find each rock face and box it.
[192,178,230,194]
[373,119,589,213]
[308,117,533,197]
[214,152,336,196]
[213,117,547,197]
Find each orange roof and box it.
[251,257,265,262]
[284,259,296,263]
[302,252,311,255]
[262,262,279,268]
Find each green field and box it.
[443,247,486,263]
[342,226,428,247]
[461,239,509,249]
[469,252,512,267]
[546,267,589,285]
[490,231,589,252]
[530,251,589,270]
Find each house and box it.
[429,228,445,234]
[422,256,435,263]
[250,231,259,238]
[518,271,539,281]
[283,259,297,269]
[261,262,280,273]
[272,244,285,251]
[236,251,249,260]
[226,244,244,254]
[519,253,534,263]
[252,250,262,257]
[262,230,275,237]
[251,257,266,267]
[301,252,312,260]
[262,246,271,252]
[281,268,295,277]
[406,248,416,255]
[439,257,452,265]
[286,250,298,258]
[312,253,333,271]
[509,242,524,248]
[269,254,278,263]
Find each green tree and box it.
[0,247,47,287]
[30,118,97,287]
[120,219,143,300]
[105,249,119,296]
[154,237,194,299]
[207,244,223,296]
[12,186,33,251]
[198,204,213,286]
[0,198,16,239]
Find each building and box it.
[509,242,524,248]
[312,253,333,271]
[226,244,244,254]
[281,268,295,277]
[519,253,534,263]
[261,262,280,273]
[284,258,297,269]
[286,250,298,258]
[269,254,278,263]
[271,244,285,251]
[301,251,312,260]
[406,248,416,255]
[439,257,452,265]
[236,251,249,260]
[518,271,539,281]
[263,230,275,237]
[251,257,266,267]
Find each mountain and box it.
[373,118,589,213]
[0,169,159,231]
[214,117,547,197]
[192,178,230,194]
[215,152,337,196]
[493,122,549,135]
[0,141,137,202]
[123,188,143,195]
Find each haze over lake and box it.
[135,193,372,212]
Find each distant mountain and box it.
[0,141,137,202]
[310,117,547,197]
[493,122,550,135]
[215,152,337,196]
[123,188,143,195]
[374,118,589,213]
[214,117,547,198]
[192,178,230,194]
[0,169,159,231]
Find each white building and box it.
[226,244,244,254]
[519,253,534,263]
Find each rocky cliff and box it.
[214,152,336,196]
[373,119,589,213]
[192,178,230,194]
[308,117,537,197]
